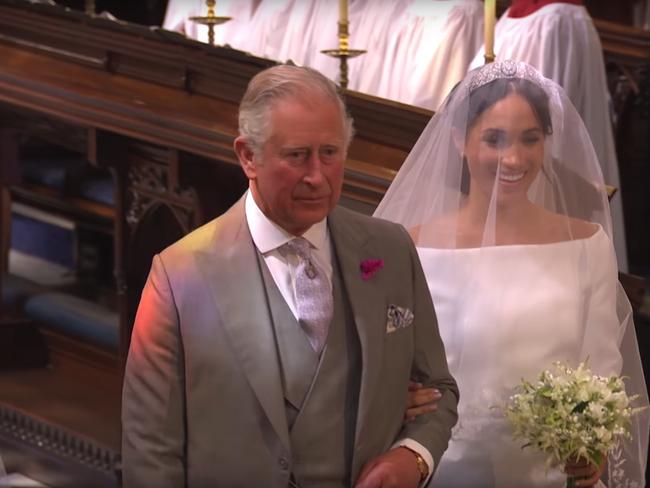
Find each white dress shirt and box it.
[245,191,332,319]
[244,191,434,484]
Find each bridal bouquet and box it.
[506,361,643,488]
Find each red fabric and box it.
[508,0,583,18]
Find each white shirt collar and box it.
[245,190,328,254]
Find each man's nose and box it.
[302,153,325,185]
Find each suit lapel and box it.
[328,208,386,467]
[194,198,290,451]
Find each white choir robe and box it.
[162,0,482,111]
[163,0,257,47]
[350,0,483,110]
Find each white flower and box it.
[610,391,629,409]
[587,403,605,422]
[593,426,612,443]
[505,360,643,468]
[577,389,590,402]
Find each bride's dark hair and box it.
[463,77,553,135]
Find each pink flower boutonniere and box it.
[360,258,384,281]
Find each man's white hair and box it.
[238,64,354,154]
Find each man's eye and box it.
[320,147,339,161]
[286,150,308,163]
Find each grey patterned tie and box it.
[282,237,332,354]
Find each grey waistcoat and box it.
[258,249,362,488]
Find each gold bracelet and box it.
[400,446,429,482]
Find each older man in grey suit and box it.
[121,64,458,488]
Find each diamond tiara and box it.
[467,60,548,92]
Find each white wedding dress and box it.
[418,226,623,487]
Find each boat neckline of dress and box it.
[416,223,605,252]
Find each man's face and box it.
[239,95,346,235]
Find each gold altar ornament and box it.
[606,185,617,201]
[85,0,95,16]
[189,0,232,46]
[484,0,496,64]
[321,0,366,90]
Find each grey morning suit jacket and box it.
[121,196,459,488]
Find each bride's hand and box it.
[565,455,606,487]
[405,381,441,421]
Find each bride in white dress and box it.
[0,454,6,486]
[375,60,649,487]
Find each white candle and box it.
[339,0,348,24]
[484,0,496,61]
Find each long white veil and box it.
[375,60,649,486]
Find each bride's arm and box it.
[579,231,624,377]
[403,224,444,423]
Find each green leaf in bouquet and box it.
[572,401,589,414]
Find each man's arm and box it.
[356,227,459,488]
[122,254,187,488]
[397,232,459,462]
[355,447,424,488]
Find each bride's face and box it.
[464,92,545,207]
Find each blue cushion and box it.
[11,214,75,268]
[78,176,115,206]
[2,274,42,311]
[25,293,119,350]
[21,157,86,191]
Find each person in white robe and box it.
[162,0,483,110]
[358,0,483,110]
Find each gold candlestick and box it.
[484,0,496,64]
[85,0,95,16]
[321,20,366,90]
[189,0,232,46]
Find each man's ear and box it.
[234,136,257,180]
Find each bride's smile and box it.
[498,171,526,182]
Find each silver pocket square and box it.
[386,304,414,333]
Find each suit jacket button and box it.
[279,457,289,470]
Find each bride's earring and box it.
[461,155,470,195]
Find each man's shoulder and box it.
[161,198,245,259]
[163,219,217,255]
